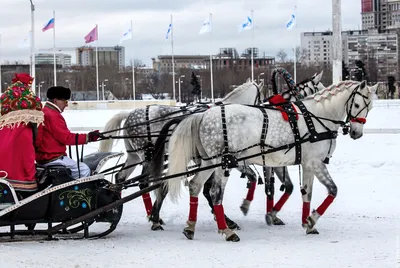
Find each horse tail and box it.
[151,117,184,180]
[167,113,203,203]
[98,111,131,152]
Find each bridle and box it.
[342,83,371,134]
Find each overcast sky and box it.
[0,0,361,66]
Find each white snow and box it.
[1,101,400,268]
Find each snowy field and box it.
[1,101,400,268]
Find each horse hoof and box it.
[265,214,273,226]
[272,217,285,226]
[225,217,241,230]
[240,199,251,216]
[226,233,240,242]
[306,228,319,235]
[151,223,164,231]
[159,218,165,225]
[183,229,194,240]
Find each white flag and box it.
[238,16,253,33]
[18,32,31,48]
[120,24,133,44]
[199,15,212,34]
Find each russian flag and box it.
[42,18,55,32]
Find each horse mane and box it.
[304,81,359,102]
[221,81,254,101]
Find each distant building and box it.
[152,47,275,73]
[152,55,209,73]
[300,29,399,80]
[35,53,72,67]
[75,46,125,69]
[361,0,400,31]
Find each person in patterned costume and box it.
[0,73,44,193]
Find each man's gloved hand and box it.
[88,130,102,142]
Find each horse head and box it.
[346,80,377,139]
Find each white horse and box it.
[155,80,377,241]
[150,71,326,231]
[98,79,265,228]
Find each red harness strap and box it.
[350,118,366,124]
[269,95,298,121]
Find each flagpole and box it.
[30,0,36,94]
[171,14,176,102]
[95,24,99,101]
[251,9,254,82]
[209,13,214,103]
[293,5,297,82]
[53,10,57,86]
[131,20,136,105]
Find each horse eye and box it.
[354,103,360,109]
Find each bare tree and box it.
[296,46,309,65]
[276,49,288,63]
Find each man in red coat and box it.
[0,73,44,192]
[35,86,101,179]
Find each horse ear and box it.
[368,83,378,94]
[360,80,367,89]
[314,70,323,82]
[246,78,251,83]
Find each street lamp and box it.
[176,75,185,104]
[196,75,202,100]
[257,72,265,84]
[37,81,44,100]
[101,79,108,100]
[29,0,36,93]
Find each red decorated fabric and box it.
[0,125,37,191]
[35,102,88,164]
[11,73,34,85]
[269,94,298,121]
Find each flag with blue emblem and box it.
[165,23,172,40]
[286,13,296,30]
[238,16,252,33]
[199,15,212,34]
[120,23,133,44]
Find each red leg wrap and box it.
[213,204,228,230]
[245,182,256,201]
[266,198,274,213]
[142,193,153,216]
[302,202,310,224]
[273,193,290,212]
[188,196,199,222]
[316,195,335,216]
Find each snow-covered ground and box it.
[1,102,400,268]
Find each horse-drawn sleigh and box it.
[0,68,377,243]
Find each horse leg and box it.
[300,165,318,234]
[183,168,216,240]
[138,162,157,220]
[305,161,337,234]
[263,167,276,226]
[269,166,294,225]
[209,169,240,242]
[239,165,257,216]
[149,183,168,231]
[115,146,140,183]
[203,172,241,230]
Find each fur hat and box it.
[47,86,71,100]
[0,73,44,129]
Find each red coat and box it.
[35,102,88,164]
[0,125,37,191]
